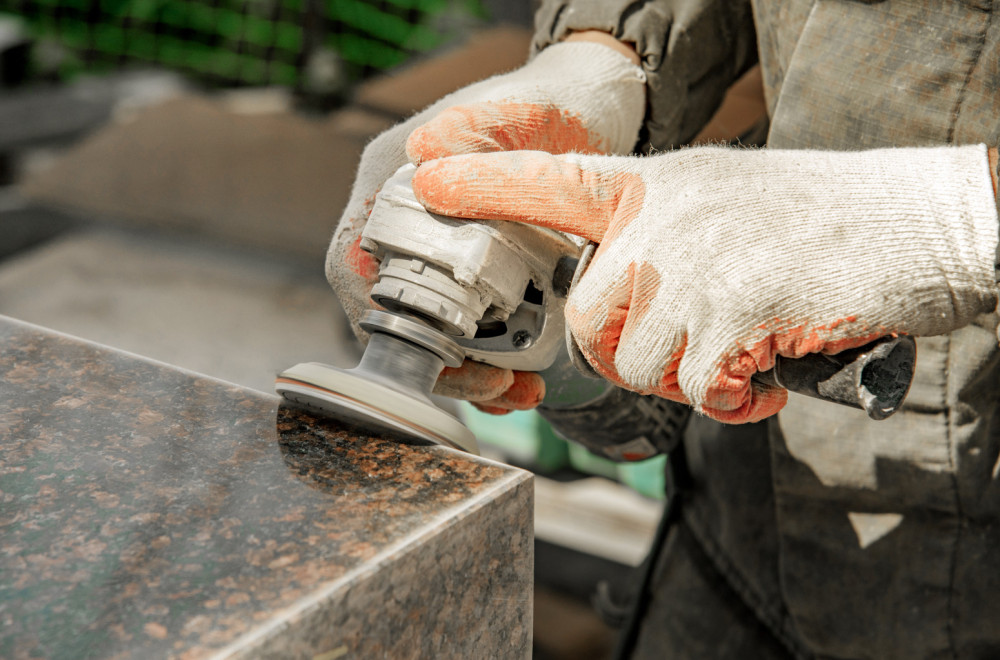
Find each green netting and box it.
[0,0,485,89]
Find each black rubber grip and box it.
[753,335,917,420]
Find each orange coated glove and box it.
[324,42,645,414]
[411,146,1000,423]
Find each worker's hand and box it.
[434,363,547,415]
[326,41,645,412]
[411,145,1000,423]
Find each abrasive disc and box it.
[276,362,478,454]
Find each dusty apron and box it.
[633,1,1000,657]
[532,0,1000,655]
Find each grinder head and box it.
[276,311,478,453]
[276,362,478,453]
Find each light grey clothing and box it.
[533,1,1000,658]
[533,0,759,151]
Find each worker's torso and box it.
[680,1,1000,657]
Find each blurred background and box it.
[0,2,676,657]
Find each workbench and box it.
[0,315,533,658]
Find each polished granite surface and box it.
[0,316,533,659]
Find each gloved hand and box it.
[411,145,1000,423]
[325,41,646,413]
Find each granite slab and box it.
[0,315,533,659]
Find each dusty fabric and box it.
[532,0,759,150]
[635,504,799,659]
[533,0,1000,658]
[540,386,690,461]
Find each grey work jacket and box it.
[533,1,1000,658]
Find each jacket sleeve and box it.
[532,0,758,150]
[538,387,691,463]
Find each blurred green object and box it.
[0,0,486,90]
[461,405,570,473]
[462,404,667,500]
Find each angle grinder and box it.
[276,165,917,454]
[277,164,583,453]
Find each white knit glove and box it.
[324,42,645,409]
[411,145,1000,423]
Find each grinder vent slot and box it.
[474,319,507,339]
[523,280,544,305]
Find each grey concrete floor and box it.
[0,222,361,393]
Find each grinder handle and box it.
[753,335,916,420]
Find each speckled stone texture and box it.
[0,316,533,659]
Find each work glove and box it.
[325,41,646,413]
[411,145,1000,423]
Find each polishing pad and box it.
[276,362,478,454]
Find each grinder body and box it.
[361,164,582,371]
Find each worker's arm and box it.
[327,0,758,415]
[429,0,759,414]
[412,145,1000,424]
